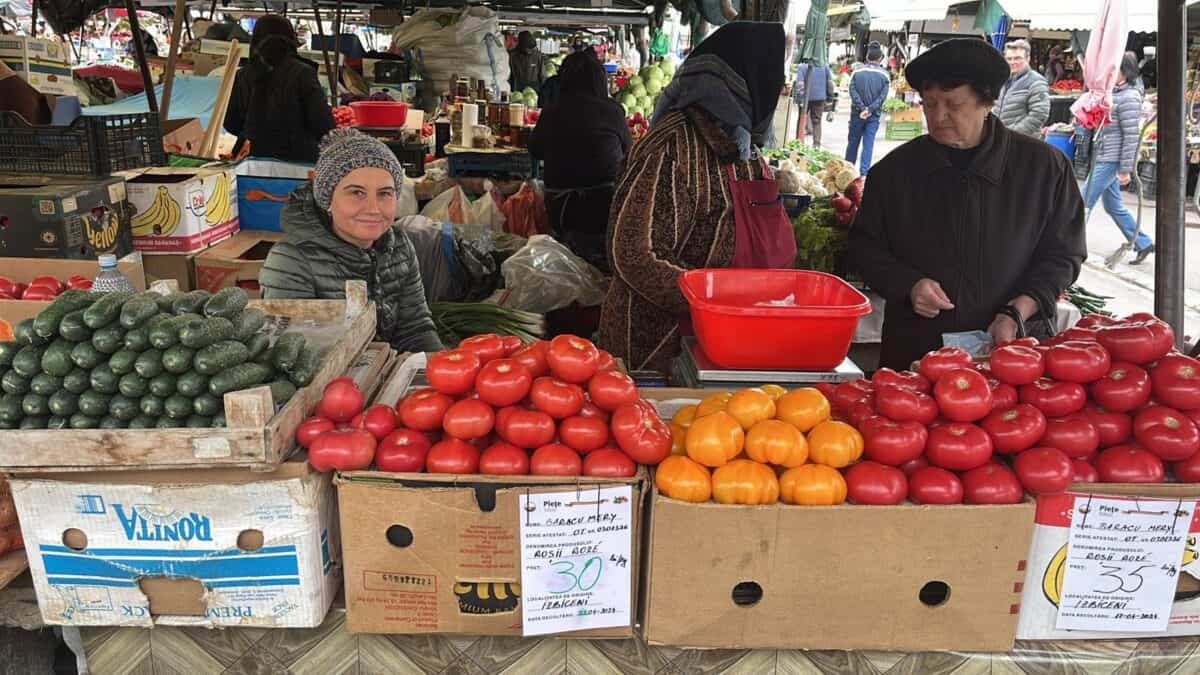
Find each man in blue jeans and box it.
[846,43,890,175]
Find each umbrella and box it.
[974,0,1009,50]
[1069,0,1127,129]
[793,0,829,144]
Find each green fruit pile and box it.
[618,61,674,118]
[0,287,318,431]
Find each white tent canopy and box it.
[999,0,1200,33]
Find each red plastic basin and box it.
[350,101,410,127]
[678,269,871,371]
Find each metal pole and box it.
[124,0,159,114]
[1157,0,1186,346]
[29,0,37,35]
[332,0,344,104]
[160,0,187,121]
[312,2,337,108]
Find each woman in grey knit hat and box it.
[259,128,444,352]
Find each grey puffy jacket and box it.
[259,182,444,353]
[1095,81,1143,174]
[996,68,1050,136]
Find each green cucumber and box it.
[58,310,91,342]
[208,363,274,396]
[134,349,165,379]
[172,291,211,315]
[246,332,271,360]
[21,393,48,416]
[119,297,159,329]
[194,341,249,375]
[123,325,151,352]
[18,416,48,429]
[232,308,267,342]
[34,289,94,338]
[108,349,139,376]
[98,416,126,429]
[193,393,222,417]
[14,318,48,346]
[70,342,105,370]
[129,415,157,429]
[186,415,214,428]
[91,324,125,355]
[83,291,135,329]
[153,293,178,313]
[203,287,249,319]
[288,347,320,387]
[30,372,63,396]
[40,339,76,377]
[0,342,18,367]
[139,395,165,417]
[148,373,176,398]
[155,417,179,429]
[268,379,297,405]
[1,371,30,395]
[162,345,196,375]
[62,368,90,394]
[179,317,235,350]
[48,390,79,417]
[89,364,119,394]
[212,412,226,427]
[175,372,209,397]
[164,394,193,420]
[12,344,46,378]
[109,394,140,421]
[270,333,305,371]
[77,391,112,418]
[47,416,69,429]
[117,373,148,398]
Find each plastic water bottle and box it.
[91,254,136,293]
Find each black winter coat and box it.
[224,57,334,163]
[259,183,444,353]
[848,116,1087,369]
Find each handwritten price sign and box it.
[1056,494,1193,632]
[519,486,633,636]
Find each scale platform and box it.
[672,338,864,389]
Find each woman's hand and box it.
[987,314,1019,344]
[910,278,955,318]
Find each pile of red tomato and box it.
[0,275,92,300]
[825,313,1199,505]
[297,334,673,477]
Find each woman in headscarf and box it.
[224,14,334,163]
[509,31,545,92]
[596,22,793,374]
[529,50,632,271]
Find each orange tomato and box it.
[806,420,864,468]
[655,455,712,502]
[775,388,831,432]
[779,464,847,505]
[744,419,808,467]
[670,422,688,456]
[726,388,777,430]
[711,459,780,505]
[758,384,787,401]
[671,404,698,430]
[0,320,12,341]
[685,411,745,468]
[695,391,733,418]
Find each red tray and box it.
[350,101,410,127]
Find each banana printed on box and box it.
[120,167,240,253]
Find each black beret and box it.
[906,38,1009,94]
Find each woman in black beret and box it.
[848,38,1088,369]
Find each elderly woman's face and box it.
[329,167,396,248]
[922,84,992,149]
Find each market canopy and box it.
[998,0,1200,33]
[797,0,830,65]
[860,0,973,23]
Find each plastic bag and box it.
[390,7,511,100]
[499,181,549,237]
[501,235,607,313]
[403,216,502,303]
[420,183,507,231]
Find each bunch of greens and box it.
[764,140,841,168]
[791,198,847,274]
[881,98,910,113]
[1063,285,1114,317]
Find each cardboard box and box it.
[9,461,340,628]
[194,230,283,296]
[639,391,1035,652]
[0,175,133,260]
[0,36,73,96]
[235,159,312,232]
[0,255,145,338]
[141,250,205,292]
[188,52,227,77]
[1017,484,1200,640]
[161,118,205,156]
[889,106,924,123]
[121,166,239,253]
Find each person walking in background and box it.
[1085,52,1154,265]
[509,31,545,92]
[845,42,889,176]
[1043,45,1066,85]
[997,39,1050,136]
[794,61,835,146]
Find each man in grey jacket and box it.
[997,40,1050,136]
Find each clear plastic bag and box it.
[499,181,549,238]
[500,235,607,313]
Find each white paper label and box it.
[519,485,633,636]
[61,196,77,214]
[1056,494,1193,632]
[108,181,125,203]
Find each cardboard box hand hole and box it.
[385,524,413,548]
[236,529,264,552]
[62,528,87,551]
[731,581,763,607]
[920,580,952,607]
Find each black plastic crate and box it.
[447,150,537,178]
[0,111,166,176]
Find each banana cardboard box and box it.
[1017,487,1200,640]
[120,167,239,253]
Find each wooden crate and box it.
[888,107,923,123]
[0,281,377,473]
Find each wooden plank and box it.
[0,550,28,592]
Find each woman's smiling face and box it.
[329,167,396,248]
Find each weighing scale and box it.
[671,338,864,389]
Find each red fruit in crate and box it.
[933,369,993,422]
[1094,445,1165,483]
[479,442,530,475]
[296,416,335,449]
[374,429,432,472]
[397,388,454,431]
[961,463,1024,504]
[907,466,963,504]
[1013,447,1073,495]
[317,379,364,422]
[351,404,398,441]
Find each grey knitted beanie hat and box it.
[312,127,405,211]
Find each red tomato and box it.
[426,438,481,473]
[1020,378,1087,417]
[919,347,973,384]
[871,368,931,393]
[989,379,1018,411]
[813,381,838,402]
[998,337,1042,348]
[442,399,495,440]
[66,275,92,290]
[531,443,583,475]
[0,276,17,297]
[559,415,609,452]
[981,404,1047,454]
[529,377,585,419]
[1082,404,1133,448]
[577,400,610,422]
[831,379,874,412]
[427,349,482,396]
[458,334,506,365]
[962,462,1024,503]
[28,275,65,294]
[374,429,432,472]
[308,428,376,472]
[20,286,58,301]
[844,461,908,505]
[500,409,556,448]
[595,350,617,372]
[990,344,1045,386]
[546,334,600,384]
[478,442,530,475]
[925,422,993,471]
[863,419,928,466]
[899,455,931,476]
[1094,445,1165,483]
[1133,406,1200,461]
[1040,413,1100,459]
[846,398,878,429]
[474,358,532,407]
[1151,354,1200,411]
[610,401,671,465]
[1098,318,1175,365]
[1078,315,1121,329]
[907,466,964,504]
[1056,326,1101,343]
[511,340,551,378]
[1091,362,1152,412]
[1044,341,1112,384]
[933,368,994,422]
[350,404,398,441]
[397,388,455,431]
[582,447,637,477]
[1013,447,1073,495]
[499,335,523,357]
[587,370,638,412]
[295,415,335,449]
[317,379,364,423]
[1072,458,1099,483]
[875,384,938,424]
[1174,451,1200,482]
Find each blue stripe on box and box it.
[39,544,296,558]
[46,576,139,588]
[42,552,301,581]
